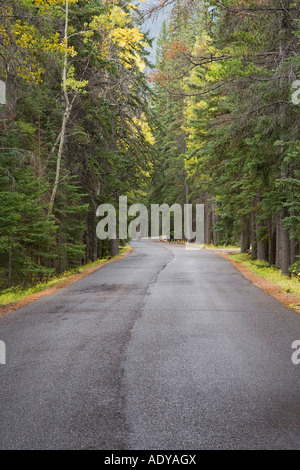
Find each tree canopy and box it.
[0,0,299,290]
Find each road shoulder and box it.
[0,246,133,317]
[215,251,300,315]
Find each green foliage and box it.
[231,253,300,297]
[0,150,57,288]
[149,0,300,266]
[0,245,131,306]
[1,0,299,290]
[0,0,154,290]
[290,261,300,280]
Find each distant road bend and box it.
[1,239,300,450]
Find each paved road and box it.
[1,240,300,450]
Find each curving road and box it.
[0,240,300,450]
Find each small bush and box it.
[290,261,300,280]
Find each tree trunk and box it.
[268,217,276,266]
[110,238,119,258]
[251,212,257,260]
[8,244,12,288]
[257,219,267,261]
[83,227,89,265]
[48,0,71,216]
[241,221,250,253]
[281,209,291,277]
[92,230,98,262]
[212,203,219,246]
[276,214,281,268]
[257,241,266,261]
[290,238,296,267]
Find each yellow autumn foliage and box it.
[88,4,147,69]
[132,115,155,146]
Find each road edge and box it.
[214,251,300,315]
[0,246,133,317]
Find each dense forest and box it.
[149,0,300,278]
[0,0,300,291]
[0,0,154,289]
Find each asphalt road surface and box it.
[1,240,300,450]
